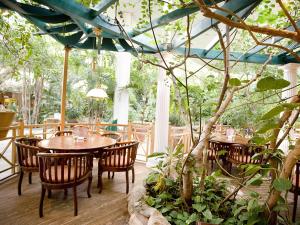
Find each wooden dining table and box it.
[38,134,116,152]
[210,133,250,145]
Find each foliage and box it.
[145,169,270,225]
[128,56,157,122]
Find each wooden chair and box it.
[37,152,93,217]
[55,130,73,136]
[15,137,43,195]
[97,141,139,194]
[101,132,122,142]
[227,144,264,173]
[207,141,230,169]
[291,160,300,222]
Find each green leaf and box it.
[192,203,206,212]
[147,152,165,158]
[261,105,284,120]
[256,76,290,91]
[202,209,213,220]
[229,78,241,86]
[250,136,268,145]
[273,178,292,191]
[186,213,199,224]
[145,196,155,206]
[246,174,263,186]
[211,218,224,224]
[244,164,262,176]
[257,121,279,133]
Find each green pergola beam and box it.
[0,0,70,23]
[34,0,159,51]
[171,0,261,49]
[248,20,300,55]
[175,47,283,65]
[128,0,229,38]
[92,0,118,15]
[45,24,79,34]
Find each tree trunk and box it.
[32,76,44,124]
[265,138,300,213]
[22,68,29,124]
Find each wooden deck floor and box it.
[0,161,150,225]
[0,162,299,224]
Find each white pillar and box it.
[281,63,299,101]
[113,52,131,124]
[279,63,299,153]
[147,58,171,167]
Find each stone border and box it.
[127,185,171,225]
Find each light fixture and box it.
[86,88,108,99]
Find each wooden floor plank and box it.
[0,161,150,225]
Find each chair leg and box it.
[126,170,129,194]
[18,170,24,196]
[73,186,78,216]
[108,171,110,179]
[292,191,298,222]
[39,187,46,218]
[64,189,68,199]
[98,170,103,193]
[47,189,52,198]
[28,172,32,184]
[132,167,135,183]
[112,172,114,179]
[87,175,92,198]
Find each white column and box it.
[279,63,299,153]
[147,59,171,167]
[113,52,131,124]
[281,63,299,101]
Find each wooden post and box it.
[60,47,71,131]
[128,122,132,141]
[12,128,17,174]
[43,120,47,139]
[18,120,24,137]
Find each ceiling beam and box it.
[34,0,159,51]
[128,0,226,37]
[175,47,284,65]
[1,0,70,23]
[171,0,261,49]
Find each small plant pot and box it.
[0,112,15,139]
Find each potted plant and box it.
[0,96,15,138]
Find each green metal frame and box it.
[1,0,299,65]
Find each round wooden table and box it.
[210,133,249,145]
[38,134,116,152]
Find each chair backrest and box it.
[15,137,42,168]
[37,152,93,184]
[55,131,73,136]
[229,144,263,164]
[72,125,89,138]
[101,132,122,142]
[99,141,139,168]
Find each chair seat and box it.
[46,165,76,182]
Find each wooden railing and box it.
[0,121,192,181]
